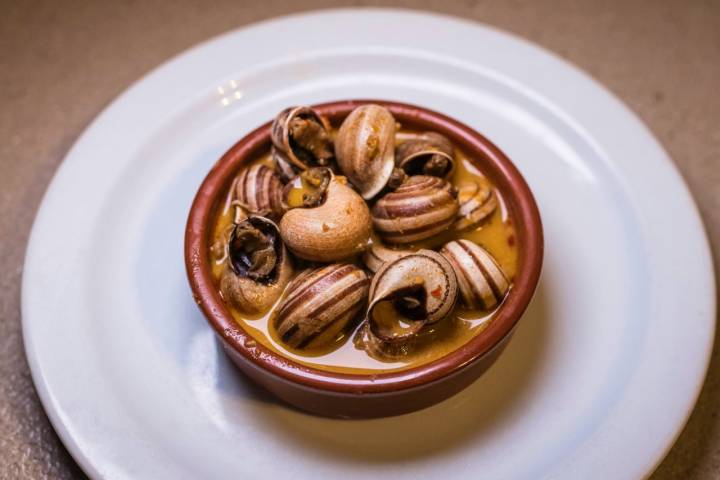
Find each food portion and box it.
[209,104,518,372]
[278,167,372,262]
[371,175,459,244]
[216,216,293,316]
[274,263,369,349]
[271,106,334,175]
[334,104,397,199]
[359,250,458,359]
[395,131,455,178]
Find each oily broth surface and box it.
[209,147,518,374]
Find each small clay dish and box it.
[185,100,543,418]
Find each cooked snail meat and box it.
[282,165,331,209]
[386,167,408,190]
[220,216,293,315]
[367,250,458,344]
[396,131,455,178]
[271,106,334,170]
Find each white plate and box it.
[22,9,715,480]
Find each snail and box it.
[271,106,334,174]
[234,164,285,220]
[395,131,455,178]
[353,321,412,360]
[334,104,399,199]
[371,175,459,244]
[279,167,372,261]
[440,239,509,310]
[271,146,299,183]
[274,263,370,349]
[362,237,414,273]
[366,250,458,344]
[453,180,498,231]
[219,216,294,315]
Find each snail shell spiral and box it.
[235,164,285,220]
[274,264,370,349]
[371,175,459,244]
[440,239,509,310]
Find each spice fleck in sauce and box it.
[210,145,518,374]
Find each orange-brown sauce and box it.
[209,145,518,374]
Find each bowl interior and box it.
[184,99,543,394]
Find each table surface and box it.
[1,0,718,478]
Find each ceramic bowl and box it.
[185,100,543,418]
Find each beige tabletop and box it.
[1,1,718,478]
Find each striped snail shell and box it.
[396,131,455,178]
[453,180,498,232]
[219,216,293,316]
[362,238,413,273]
[440,239,510,310]
[274,264,370,349]
[271,145,299,183]
[335,104,397,199]
[367,250,458,344]
[371,175,459,244]
[271,106,334,170]
[234,164,285,220]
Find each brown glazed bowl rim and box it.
[185,99,543,395]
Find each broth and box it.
[209,143,518,374]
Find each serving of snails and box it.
[208,103,519,372]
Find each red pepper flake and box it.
[322,223,330,232]
[431,286,442,298]
[508,234,516,247]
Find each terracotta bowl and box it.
[185,100,543,418]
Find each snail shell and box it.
[274,264,370,349]
[219,216,293,316]
[396,131,455,178]
[271,106,334,170]
[235,164,285,220]
[367,249,458,343]
[453,180,498,231]
[371,175,459,244]
[440,239,509,310]
[271,146,299,183]
[334,104,396,199]
[362,238,414,273]
[353,321,414,360]
[279,169,372,261]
